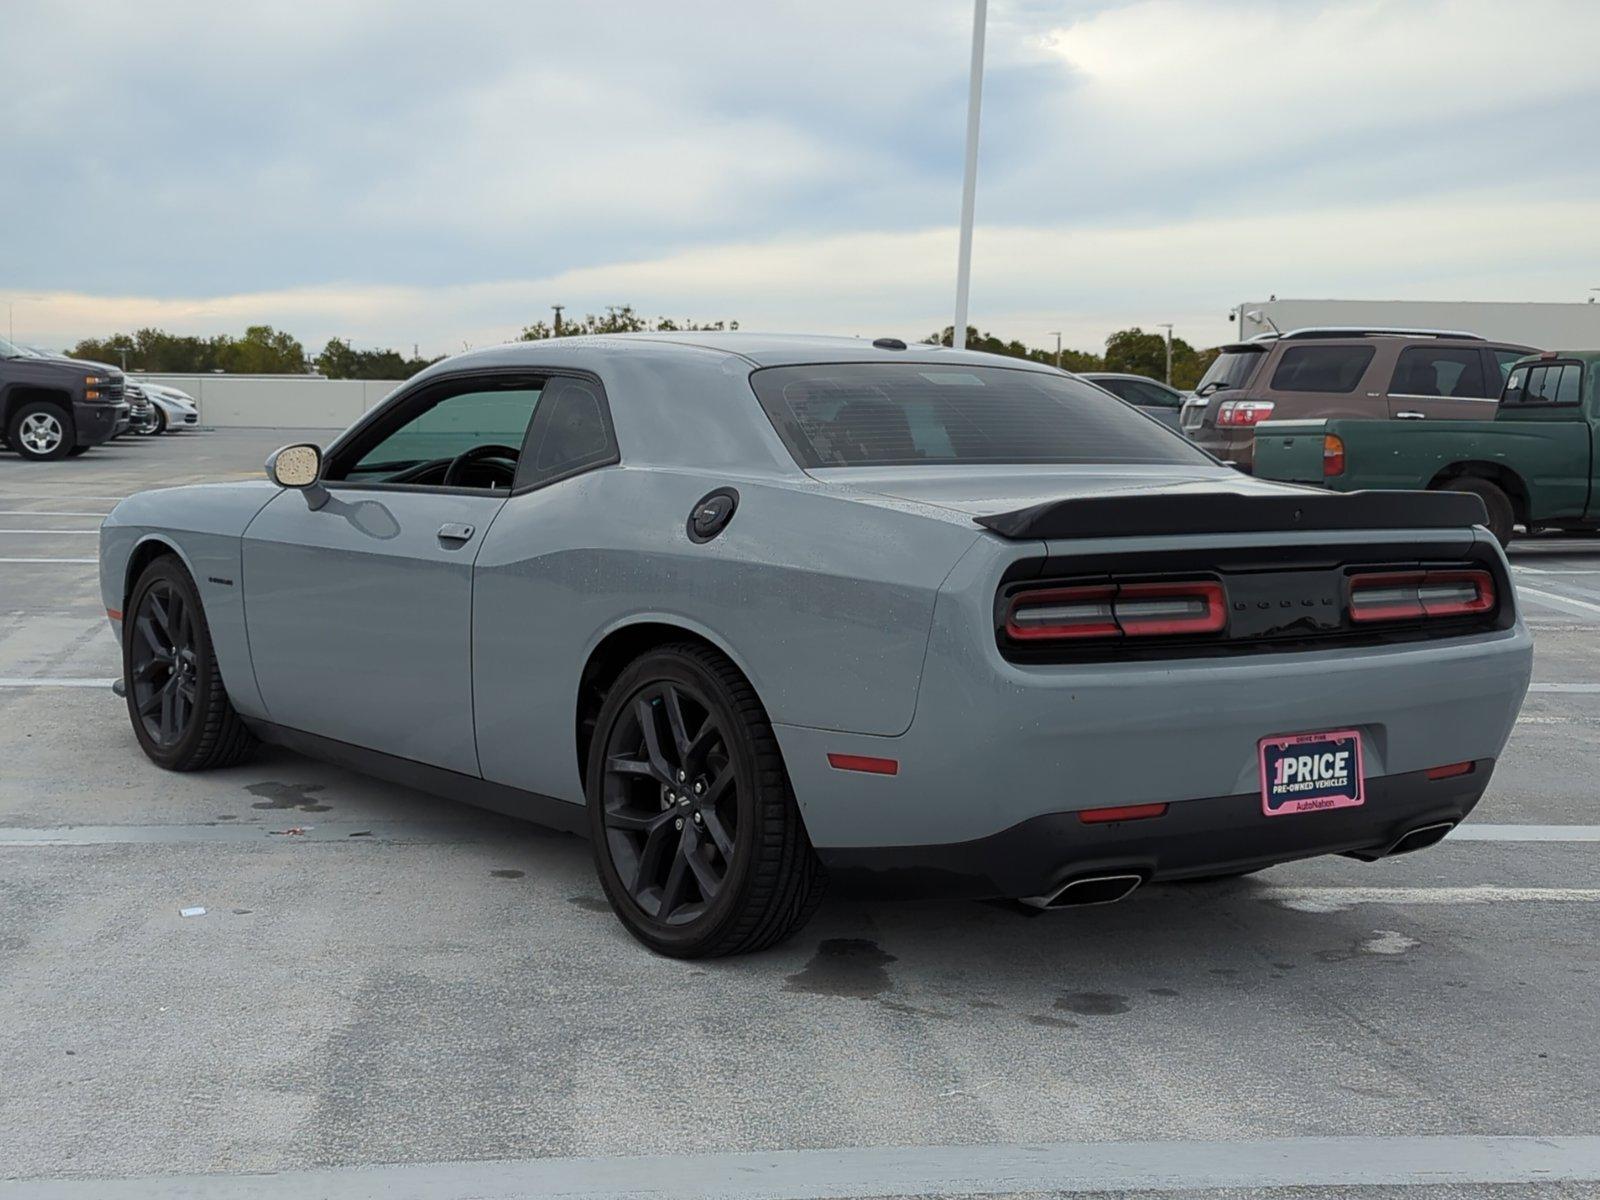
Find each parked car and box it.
[1254,350,1598,546]
[1181,328,1537,472]
[124,383,160,436]
[0,335,128,459]
[99,334,1531,957]
[139,382,200,432]
[1078,372,1187,428]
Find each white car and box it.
[137,383,200,432]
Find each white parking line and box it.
[0,494,126,501]
[6,1134,1599,1200]
[0,677,115,689]
[1528,683,1600,693]
[1517,586,1600,618]
[0,529,99,534]
[1261,885,1600,913]
[1451,823,1600,841]
[0,511,111,517]
[0,557,97,564]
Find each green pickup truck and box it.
[1254,350,1599,546]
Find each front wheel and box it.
[8,400,75,461]
[587,644,826,958]
[124,556,258,771]
[1440,477,1514,547]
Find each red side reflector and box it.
[1077,802,1168,824]
[1425,761,1474,780]
[827,753,899,776]
[106,608,123,621]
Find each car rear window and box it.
[749,363,1212,468]
[1195,348,1264,393]
[1269,345,1375,393]
[1503,360,1584,407]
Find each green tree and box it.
[521,304,739,340]
[314,338,441,379]
[1103,326,1214,389]
[922,326,1101,373]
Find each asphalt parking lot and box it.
[2,429,1598,1198]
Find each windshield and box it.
[0,335,21,358]
[750,363,1213,468]
[1195,347,1265,394]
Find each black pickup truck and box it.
[0,335,129,460]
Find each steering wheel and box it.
[442,443,521,487]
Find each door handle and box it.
[437,522,475,543]
[1395,411,1426,420]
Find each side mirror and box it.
[266,443,329,510]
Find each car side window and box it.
[1269,345,1375,393]
[514,375,619,489]
[1388,346,1489,398]
[1123,379,1181,408]
[329,380,543,489]
[1493,350,1530,387]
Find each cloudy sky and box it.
[4,0,1598,358]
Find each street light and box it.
[951,0,987,352]
[1156,323,1174,385]
[1048,331,1062,370]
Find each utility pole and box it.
[1157,323,1174,385]
[552,304,565,337]
[1048,330,1062,370]
[951,0,987,352]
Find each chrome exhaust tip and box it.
[1022,872,1144,910]
[1386,820,1456,857]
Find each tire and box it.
[7,399,75,461]
[587,643,826,958]
[1440,477,1514,547]
[123,556,258,771]
[67,445,90,457]
[153,408,168,434]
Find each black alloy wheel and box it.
[129,576,200,750]
[587,644,825,957]
[123,556,257,771]
[601,680,738,926]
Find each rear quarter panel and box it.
[470,466,982,803]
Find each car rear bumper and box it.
[1191,425,1254,470]
[817,760,1491,900]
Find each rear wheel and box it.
[1440,477,1514,547]
[8,400,74,461]
[124,556,257,771]
[587,644,826,958]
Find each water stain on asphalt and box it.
[1055,991,1131,1016]
[246,782,331,813]
[567,895,611,912]
[784,938,897,999]
[489,869,525,880]
[1209,968,1239,978]
[1147,987,1179,998]
[967,999,1002,1009]
[1028,1014,1079,1029]
[878,999,954,1020]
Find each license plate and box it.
[1259,729,1364,816]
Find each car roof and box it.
[432,332,1064,373]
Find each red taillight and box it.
[1323,433,1345,477]
[827,753,899,775]
[1425,761,1475,780]
[1006,580,1226,641]
[1077,803,1168,824]
[1348,569,1495,624]
[1217,400,1275,427]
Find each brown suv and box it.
[1181,328,1537,471]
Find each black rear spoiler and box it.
[974,489,1488,541]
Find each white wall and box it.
[131,374,405,429]
[1235,300,1600,350]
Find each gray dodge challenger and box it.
[100,333,1532,956]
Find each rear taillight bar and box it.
[1347,569,1495,624]
[1007,580,1226,641]
[1217,400,1275,427]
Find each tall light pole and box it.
[1157,322,1174,385]
[951,0,988,352]
[552,304,565,337]
[1048,330,1062,370]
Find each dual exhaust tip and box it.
[1024,819,1459,908]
